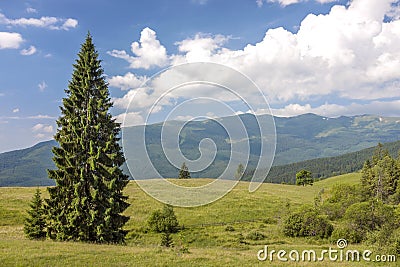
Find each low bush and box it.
[246,230,266,241]
[147,205,179,234]
[225,225,235,232]
[283,206,333,239]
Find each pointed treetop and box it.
[85,31,93,43]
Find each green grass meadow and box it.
[1,173,397,266]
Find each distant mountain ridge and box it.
[257,140,400,184]
[0,140,56,186]
[1,113,400,186]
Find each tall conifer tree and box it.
[46,33,129,243]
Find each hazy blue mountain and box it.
[1,113,400,186]
[0,140,56,186]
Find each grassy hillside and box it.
[1,173,396,266]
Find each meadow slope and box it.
[0,173,397,266]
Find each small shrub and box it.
[225,225,235,232]
[246,230,266,241]
[24,189,46,240]
[148,205,180,247]
[331,226,364,244]
[296,169,313,186]
[365,226,393,247]
[337,200,397,244]
[148,205,179,233]
[322,202,345,220]
[283,213,303,237]
[283,206,333,239]
[263,217,277,224]
[161,232,173,247]
[302,212,333,238]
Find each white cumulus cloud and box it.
[112,0,400,118]
[271,100,400,117]
[28,114,55,119]
[108,72,147,91]
[114,112,144,127]
[61,18,78,30]
[108,27,169,69]
[112,86,169,111]
[0,32,24,49]
[168,0,400,102]
[32,123,53,133]
[20,45,37,56]
[172,33,228,63]
[0,12,78,30]
[269,0,303,6]
[26,8,38,14]
[31,123,54,139]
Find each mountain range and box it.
[1,113,400,186]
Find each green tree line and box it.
[243,140,400,184]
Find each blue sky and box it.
[0,0,400,152]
